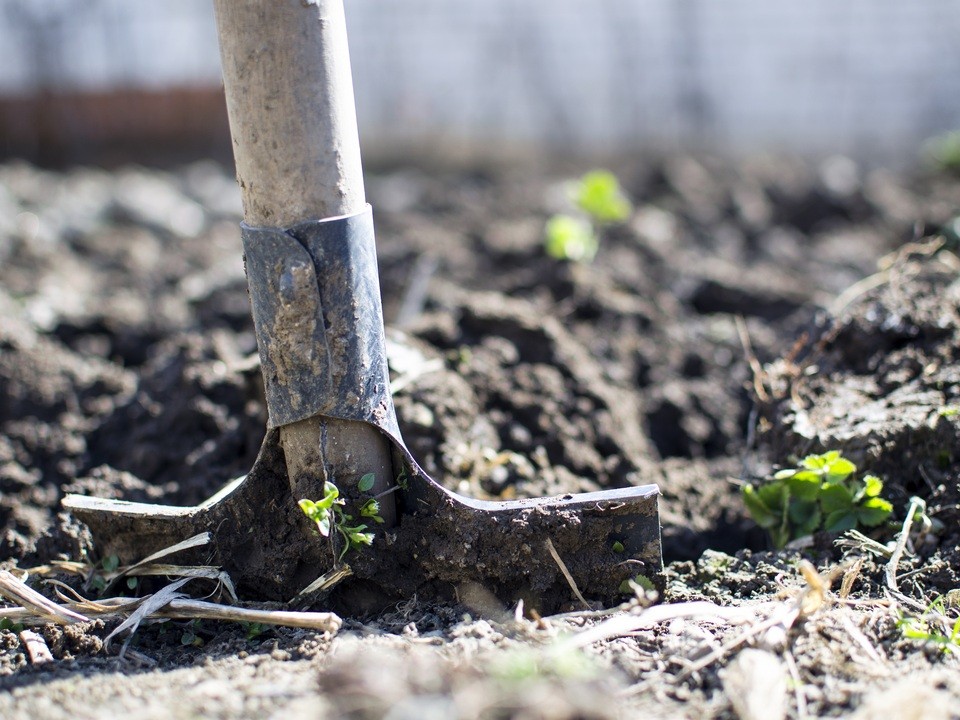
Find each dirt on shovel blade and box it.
[1,155,960,717]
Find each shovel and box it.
[63,0,661,614]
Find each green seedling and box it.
[545,215,597,262]
[742,450,893,549]
[574,170,633,223]
[544,169,633,262]
[898,596,960,654]
[619,574,656,595]
[180,619,204,647]
[89,554,122,593]
[299,475,384,564]
[0,618,24,633]
[242,621,266,641]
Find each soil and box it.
[1,154,960,718]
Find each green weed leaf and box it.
[824,456,856,483]
[358,473,376,493]
[742,485,778,528]
[824,509,858,533]
[545,215,598,262]
[800,452,833,471]
[856,497,893,526]
[819,483,854,513]
[862,475,883,498]
[574,170,632,223]
[787,500,820,534]
[787,472,821,501]
[756,482,788,511]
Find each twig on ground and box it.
[783,650,808,720]
[835,529,892,558]
[1,574,344,646]
[19,560,89,578]
[19,630,54,665]
[561,600,774,655]
[735,315,770,403]
[838,608,888,669]
[839,557,863,599]
[159,598,343,631]
[545,538,591,611]
[886,496,925,593]
[3,593,344,634]
[546,602,635,623]
[0,570,89,625]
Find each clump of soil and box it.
[1,155,959,717]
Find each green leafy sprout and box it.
[742,450,893,549]
[180,619,204,647]
[899,595,960,654]
[545,170,633,262]
[242,621,266,641]
[87,554,121,594]
[0,617,24,633]
[619,574,656,595]
[299,473,384,564]
[545,215,597,262]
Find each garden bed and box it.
[1,155,959,717]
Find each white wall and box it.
[1,0,959,162]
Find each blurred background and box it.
[1,0,959,168]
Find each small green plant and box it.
[242,621,266,641]
[742,450,893,549]
[180,619,204,647]
[574,170,633,223]
[299,474,384,564]
[544,169,633,262]
[898,596,960,654]
[545,215,598,262]
[618,574,656,595]
[88,554,121,593]
[0,618,24,633]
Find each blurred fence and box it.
[1,0,959,164]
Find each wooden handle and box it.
[213,0,396,527]
[213,0,365,226]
